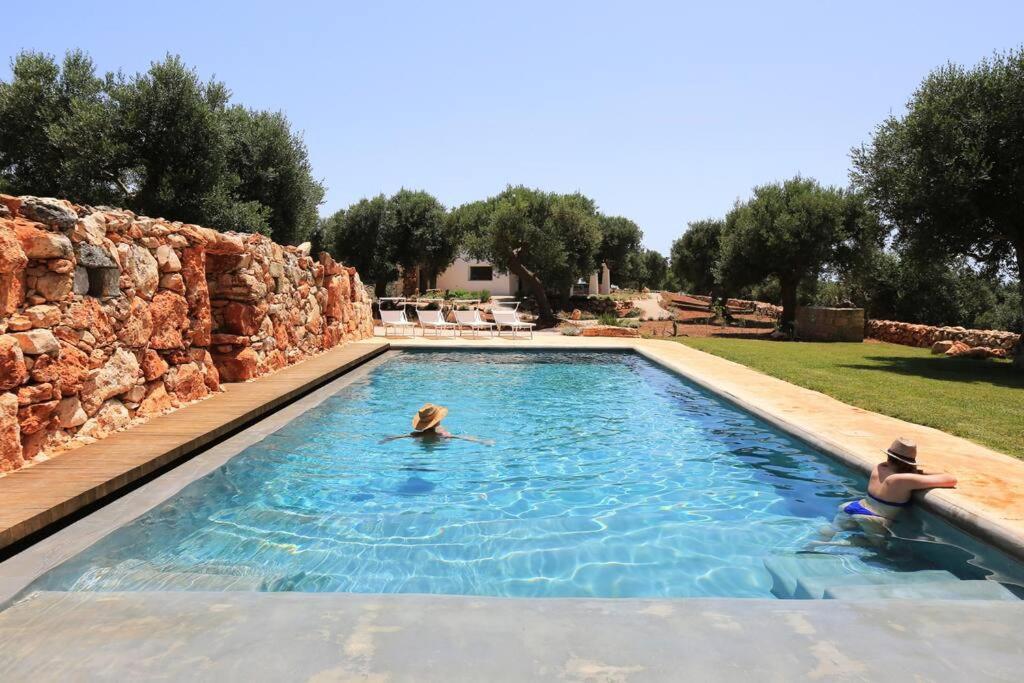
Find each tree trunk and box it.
[374,279,388,298]
[780,277,799,335]
[507,254,555,326]
[1014,241,1024,369]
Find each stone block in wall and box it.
[795,307,865,342]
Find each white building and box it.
[434,257,520,296]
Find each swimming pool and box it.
[24,351,1024,598]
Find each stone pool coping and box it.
[0,340,389,555]
[1,591,1021,681]
[379,333,1024,561]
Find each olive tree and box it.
[327,195,393,296]
[670,219,724,298]
[596,215,643,285]
[717,177,852,330]
[462,186,601,324]
[852,47,1024,365]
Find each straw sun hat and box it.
[412,403,448,431]
[884,437,918,466]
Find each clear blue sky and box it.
[5,1,1023,253]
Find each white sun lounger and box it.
[416,308,458,337]
[492,309,535,339]
[454,309,496,337]
[379,308,417,337]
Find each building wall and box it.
[434,257,519,296]
[0,194,373,474]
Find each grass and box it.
[673,337,1024,459]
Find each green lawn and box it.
[674,337,1024,459]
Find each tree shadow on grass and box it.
[839,355,1024,390]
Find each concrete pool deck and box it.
[1,591,1021,682]
[376,331,1024,559]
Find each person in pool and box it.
[380,403,492,445]
[835,437,957,534]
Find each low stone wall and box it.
[0,195,373,473]
[795,307,865,342]
[866,320,1019,352]
[683,294,782,318]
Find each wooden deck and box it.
[0,340,389,552]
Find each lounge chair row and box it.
[380,308,535,338]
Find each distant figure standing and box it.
[380,403,492,445]
[835,437,957,533]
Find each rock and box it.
[77,399,131,439]
[17,196,78,230]
[30,342,90,394]
[75,241,117,269]
[14,223,74,259]
[80,347,140,414]
[0,392,23,471]
[17,382,54,405]
[945,341,972,357]
[137,382,174,417]
[0,225,28,273]
[164,362,208,402]
[181,246,210,347]
[159,272,185,294]
[0,271,25,315]
[931,340,955,354]
[190,348,220,392]
[65,298,114,342]
[570,309,582,321]
[149,290,190,349]
[156,244,181,272]
[116,297,154,347]
[123,384,147,403]
[223,301,266,336]
[46,260,73,275]
[33,271,74,301]
[55,395,88,428]
[140,349,170,381]
[118,243,159,298]
[11,329,59,355]
[17,399,59,434]
[6,314,32,331]
[213,347,260,382]
[25,304,60,328]
[0,335,29,390]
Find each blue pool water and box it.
[29,351,1024,598]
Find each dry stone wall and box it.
[866,320,1019,355]
[795,307,865,342]
[0,195,372,473]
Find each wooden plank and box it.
[0,341,389,551]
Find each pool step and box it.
[823,579,1019,601]
[764,554,861,599]
[793,569,955,599]
[75,566,266,591]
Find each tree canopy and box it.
[596,215,643,284]
[852,46,1024,362]
[670,219,724,297]
[379,189,455,289]
[325,195,392,295]
[717,177,855,329]
[0,50,323,244]
[462,186,602,323]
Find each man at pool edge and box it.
[380,403,493,445]
[835,437,957,534]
